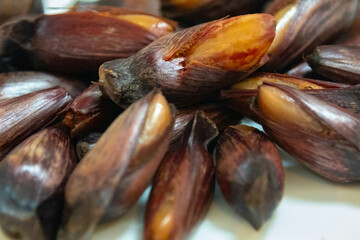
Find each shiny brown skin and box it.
[0,125,77,240]
[172,103,241,143]
[0,7,177,74]
[221,89,260,122]
[72,5,175,28]
[224,85,360,119]
[144,112,217,240]
[161,0,267,26]
[343,34,360,47]
[216,125,284,230]
[286,61,327,80]
[220,73,347,122]
[286,62,314,78]
[263,0,358,72]
[306,45,360,84]
[102,101,176,221]
[74,103,240,159]
[341,2,360,46]
[0,87,72,160]
[254,84,360,182]
[99,16,274,108]
[306,85,360,115]
[76,132,102,160]
[58,89,176,240]
[61,83,122,137]
[0,71,86,100]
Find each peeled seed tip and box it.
[149,203,174,240]
[258,85,323,132]
[267,2,298,54]
[185,14,276,71]
[231,74,324,90]
[110,14,175,37]
[138,93,172,146]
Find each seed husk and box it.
[341,2,360,46]
[220,73,346,121]
[263,0,358,72]
[254,83,360,182]
[306,85,360,115]
[216,125,284,230]
[99,14,276,108]
[172,103,241,143]
[286,61,327,80]
[0,87,72,160]
[0,125,77,240]
[0,6,177,74]
[306,45,360,85]
[71,5,176,38]
[74,103,240,158]
[144,111,217,240]
[343,34,360,47]
[61,83,122,138]
[0,71,86,100]
[58,88,176,240]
